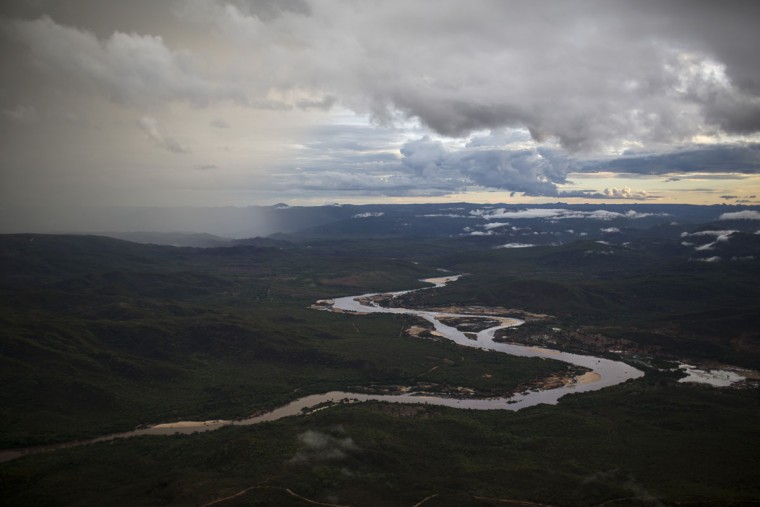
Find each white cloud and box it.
[600,227,620,233]
[473,208,567,220]
[694,242,716,251]
[686,230,738,237]
[603,186,653,200]
[352,212,384,218]
[138,116,188,153]
[579,210,658,220]
[473,208,659,221]
[495,243,536,249]
[719,210,760,220]
[482,222,511,230]
[419,214,468,218]
[683,229,737,252]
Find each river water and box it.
[0,275,643,463]
[329,275,643,409]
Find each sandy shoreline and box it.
[575,372,602,385]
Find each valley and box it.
[1,203,759,506]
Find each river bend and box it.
[0,275,643,463]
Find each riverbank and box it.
[0,276,644,464]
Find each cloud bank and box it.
[2,1,760,207]
[6,1,760,151]
[720,210,760,220]
[472,208,659,221]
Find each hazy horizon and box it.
[2,200,758,238]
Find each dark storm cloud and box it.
[2,0,760,210]
[286,133,573,197]
[280,0,760,151]
[583,144,760,175]
[5,1,760,150]
[225,0,311,22]
[399,137,582,196]
[2,15,243,108]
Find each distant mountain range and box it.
[2,204,759,257]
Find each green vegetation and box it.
[0,234,562,447]
[1,228,759,506]
[2,378,758,506]
[398,241,760,368]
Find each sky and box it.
[2,0,760,217]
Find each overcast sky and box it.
[2,0,760,215]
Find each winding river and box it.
[0,275,643,463]
[328,275,644,409]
